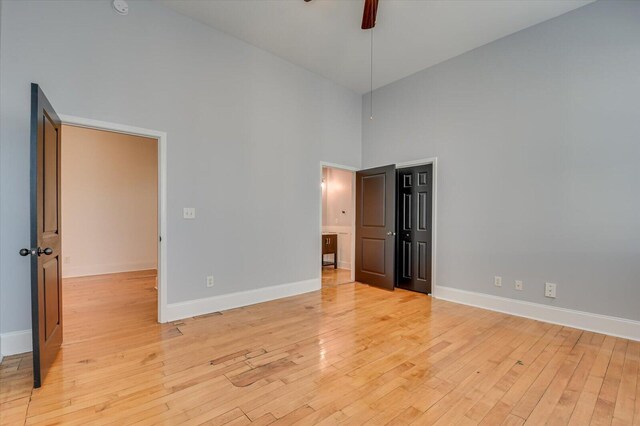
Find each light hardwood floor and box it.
[1,270,639,425]
[321,268,353,287]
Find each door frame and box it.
[58,114,169,323]
[395,157,438,296]
[319,162,357,283]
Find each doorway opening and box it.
[60,124,159,345]
[320,165,356,287]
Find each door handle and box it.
[386,231,396,236]
[19,248,35,256]
[21,247,54,256]
[37,247,53,256]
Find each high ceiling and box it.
[161,0,595,94]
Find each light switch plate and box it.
[183,207,196,219]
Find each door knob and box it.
[386,231,396,236]
[19,248,34,256]
[37,247,53,256]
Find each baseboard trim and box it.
[63,261,158,278]
[435,286,640,342]
[337,261,352,270]
[164,278,321,323]
[1,330,32,357]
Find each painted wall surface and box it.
[321,168,328,227]
[61,125,158,278]
[0,0,4,360]
[0,1,361,334]
[322,167,354,269]
[362,0,640,320]
[324,168,353,228]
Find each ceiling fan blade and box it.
[361,0,379,30]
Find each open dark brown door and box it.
[20,84,63,388]
[355,165,396,290]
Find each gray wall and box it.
[0,0,4,358]
[0,0,361,334]
[362,0,640,321]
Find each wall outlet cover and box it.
[515,280,523,291]
[183,207,196,219]
[206,276,214,287]
[494,276,502,287]
[545,282,557,298]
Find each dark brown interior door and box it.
[396,164,433,294]
[355,165,396,290]
[27,83,63,388]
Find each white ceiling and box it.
[161,0,595,94]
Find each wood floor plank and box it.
[0,269,637,425]
[591,338,628,425]
[612,340,639,426]
[546,333,601,425]
[569,335,618,425]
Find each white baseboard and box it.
[324,261,351,270]
[62,261,157,278]
[1,329,32,357]
[337,261,352,270]
[164,278,321,323]
[435,286,640,342]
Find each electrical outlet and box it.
[494,276,502,287]
[183,208,196,219]
[545,282,557,298]
[206,276,214,288]
[515,280,523,291]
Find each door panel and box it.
[417,242,428,281]
[361,238,386,275]
[361,174,386,227]
[418,191,428,231]
[43,113,59,234]
[30,83,63,388]
[43,259,60,339]
[402,193,411,230]
[402,241,411,279]
[396,164,432,294]
[355,165,396,290]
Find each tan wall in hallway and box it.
[61,125,158,278]
[322,167,354,270]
